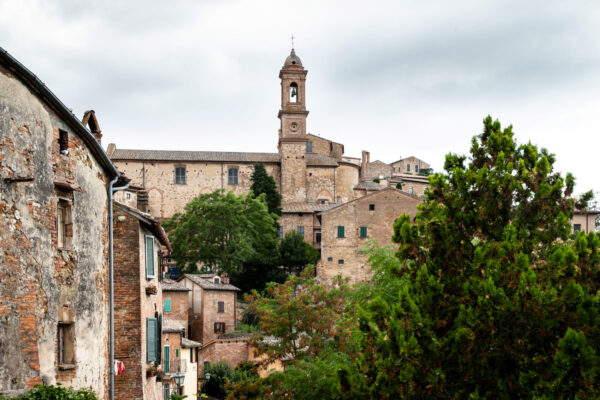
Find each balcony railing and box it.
[164,359,187,374]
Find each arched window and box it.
[289,82,298,103]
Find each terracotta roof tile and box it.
[110,148,280,163]
[182,274,240,291]
[282,202,340,213]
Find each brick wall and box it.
[198,339,249,371]
[200,290,237,344]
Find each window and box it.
[218,301,224,313]
[337,226,345,238]
[289,82,298,103]
[360,226,368,238]
[297,226,304,238]
[320,199,326,204]
[306,141,312,153]
[409,186,414,194]
[175,348,179,358]
[327,257,333,262]
[58,129,69,155]
[57,322,75,366]
[228,168,238,185]
[164,299,171,312]
[175,166,186,184]
[163,384,170,400]
[213,277,220,284]
[190,347,194,362]
[369,204,375,211]
[278,226,283,239]
[574,224,582,232]
[126,192,131,199]
[145,235,155,279]
[214,322,226,333]
[338,259,344,265]
[163,346,170,372]
[57,199,73,249]
[147,317,159,362]
[415,165,419,173]
[315,232,322,244]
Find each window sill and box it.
[58,364,75,371]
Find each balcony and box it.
[164,358,187,375]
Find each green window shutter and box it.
[157,314,162,364]
[164,299,171,312]
[175,348,179,358]
[145,235,155,279]
[337,226,345,238]
[164,346,170,373]
[147,318,157,362]
[360,226,367,238]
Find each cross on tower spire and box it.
[290,34,295,49]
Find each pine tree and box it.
[250,162,282,216]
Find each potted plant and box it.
[147,363,157,377]
[146,284,157,295]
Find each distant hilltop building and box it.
[108,48,428,283]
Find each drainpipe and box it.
[108,176,130,400]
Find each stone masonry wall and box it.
[197,339,249,371]
[318,189,421,284]
[0,66,110,397]
[111,160,281,220]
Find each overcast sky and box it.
[1,0,599,195]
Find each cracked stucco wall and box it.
[0,65,110,398]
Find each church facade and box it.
[108,49,425,283]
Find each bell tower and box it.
[278,48,308,203]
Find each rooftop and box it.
[182,274,240,292]
[108,146,280,163]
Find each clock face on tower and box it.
[290,122,299,132]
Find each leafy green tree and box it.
[250,162,282,216]
[164,190,277,275]
[245,267,350,366]
[395,182,402,190]
[278,231,320,275]
[342,116,600,399]
[201,361,232,400]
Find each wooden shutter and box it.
[145,236,155,278]
[164,346,170,372]
[337,226,345,238]
[147,318,157,362]
[157,314,162,364]
[360,227,367,238]
[164,299,171,312]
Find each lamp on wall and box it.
[173,372,185,392]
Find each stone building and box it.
[180,274,240,344]
[161,279,200,399]
[112,201,171,400]
[0,47,120,397]
[317,188,422,283]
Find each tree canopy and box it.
[164,190,277,275]
[278,231,320,275]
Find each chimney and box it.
[360,150,370,181]
[220,273,230,284]
[82,110,103,145]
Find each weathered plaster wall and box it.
[111,160,280,220]
[280,142,307,204]
[281,213,316,245]
[392,157,430,175]
[306,134,343,160]
[0,67,109,397]
[335,164,360,203]
[306,167,335,203]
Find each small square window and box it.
[407,164,411,172]
[297,226,305,238]
[337,226,345,238]
[574,224,582,232]
[360,226,367,238]
[228,168,238,185]
[214,322,226,333]
[369,204,375,211]
[338,259,344,265]
[415,165,419,173]
[327,257,333,262]
[175,167,186,184]
[315,232,322,243]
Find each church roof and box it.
[108,147,280,163]
[305,153,339,167]
[353,180,385,191]
[282,202,340,213]
[283,48,303,68]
